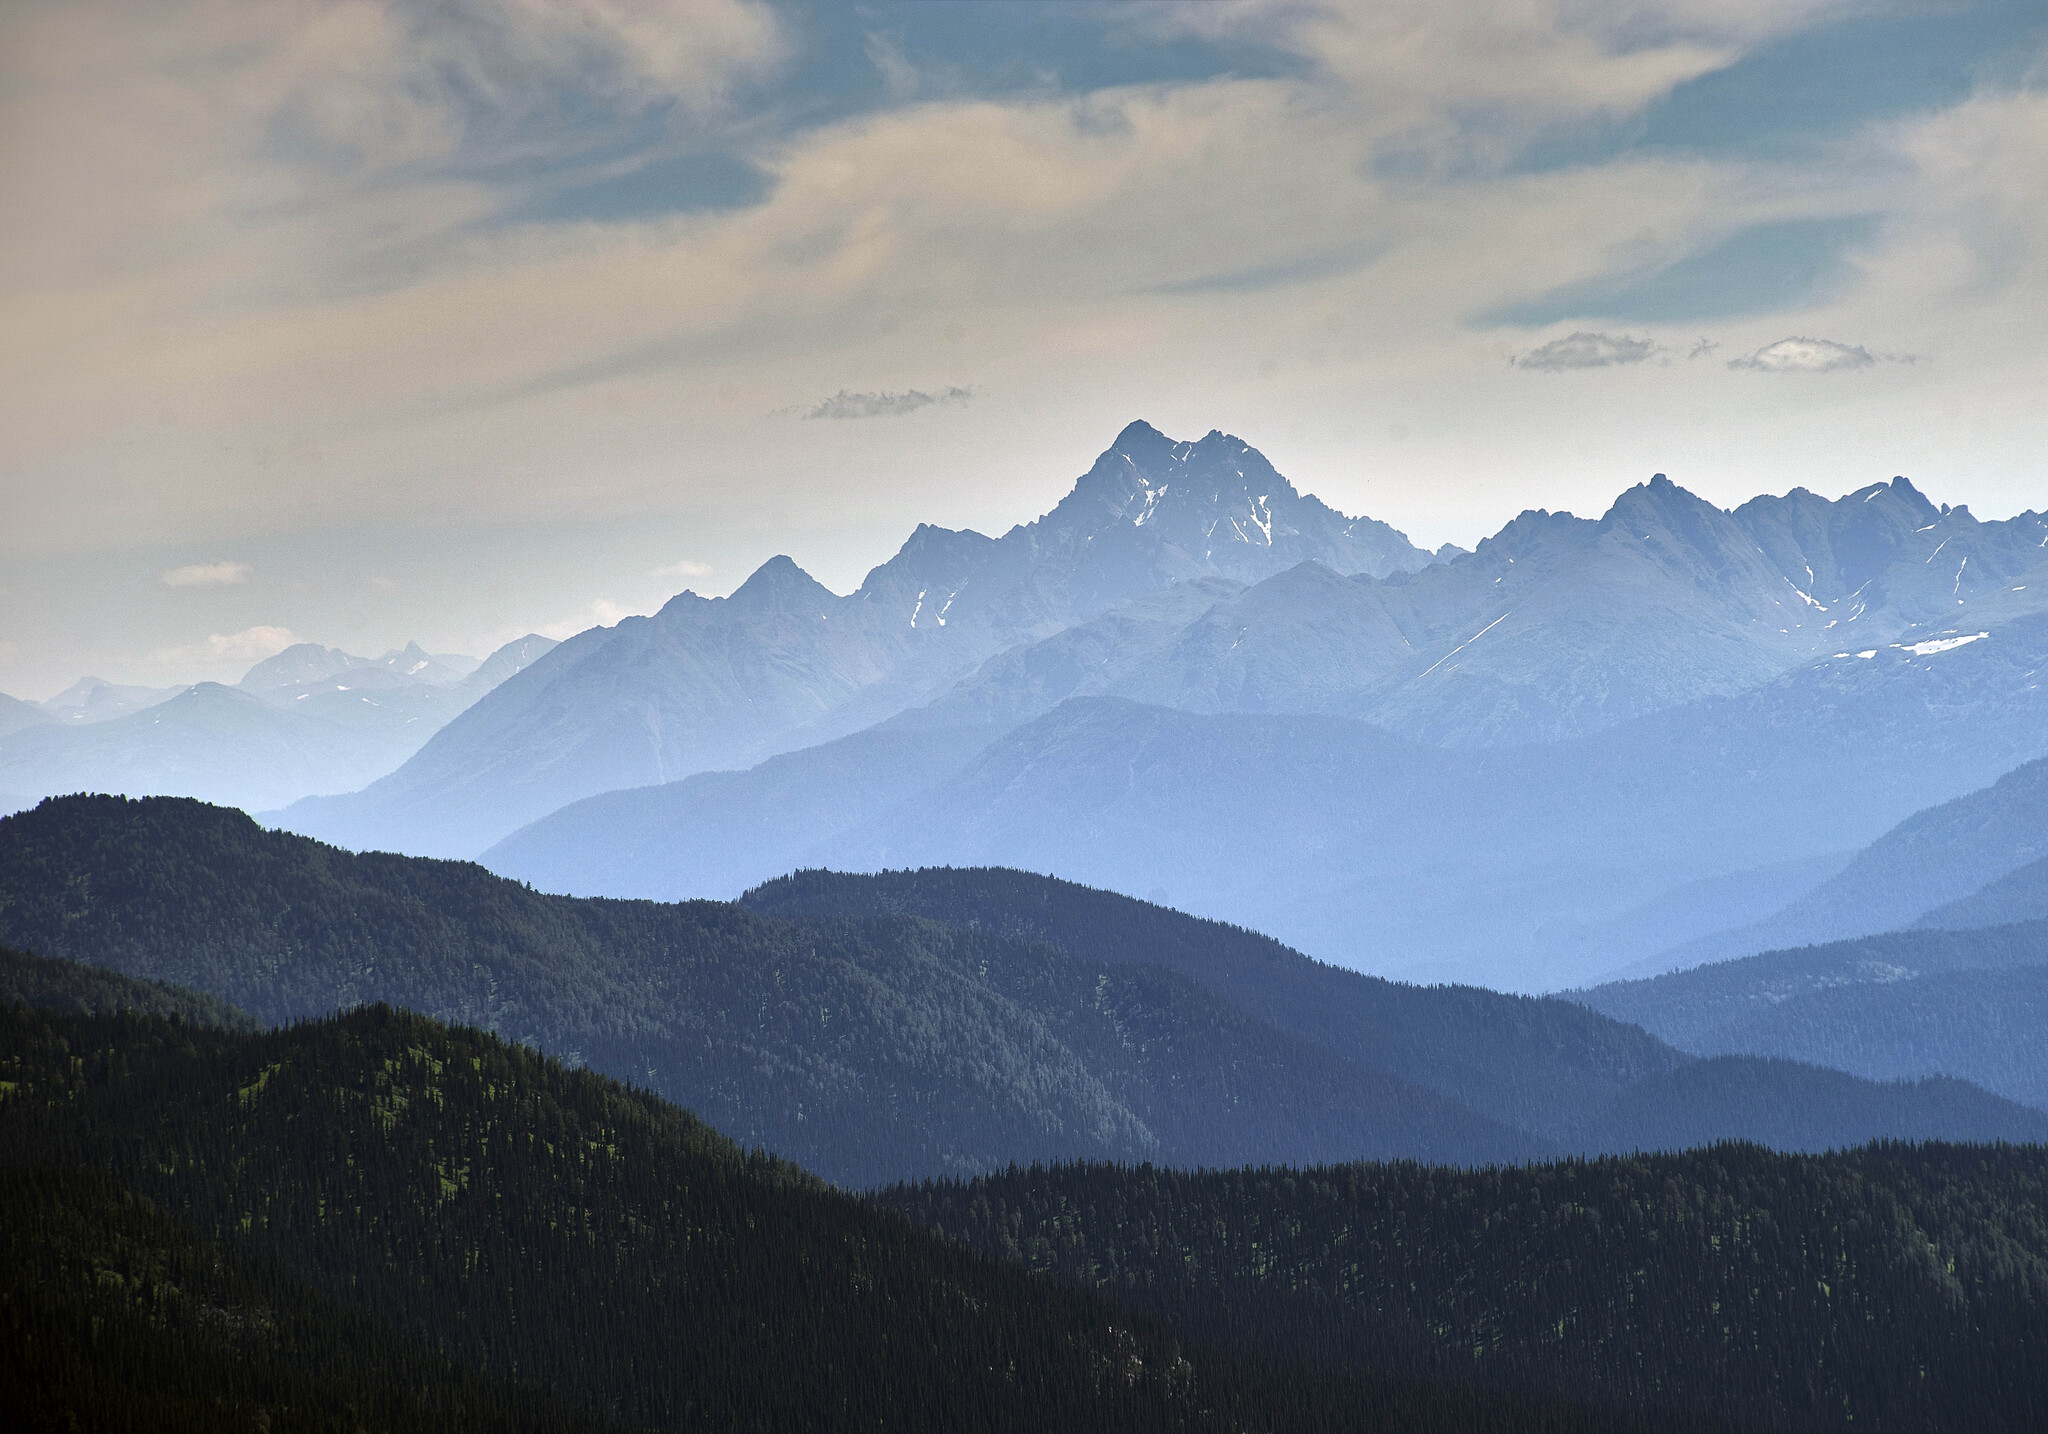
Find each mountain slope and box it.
[0,795,1535,1182]
[739,867,2048,1152]
[1649,754,2048,970]
[0,691,52,739]
[484,722,1007,902]
[739,867,1683,1141]
[1572,919,2048,1109]
[2,1164,611,1434]
[271,422,1436,858]
[1680,965,2048,1111]
[825,606,2048,987]
[1920,852,2048,929]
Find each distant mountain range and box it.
[276,429,2048,869]
[0,635,554,814]
[270,423,1448,858]
[906,471,2048,747]
[7,796,2045,1186]
[18,419,2048,989]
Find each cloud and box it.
[538,597,653,640]
[1728,337,1876,372]
[1484,215,1879,327]
[1515,332,1660,370]
[163,560,251,587]
[804,387,972,419]
[650,558,712,580]
[206,625,297,661]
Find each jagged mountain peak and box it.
[1601,473,1761,566]
[1603,472,1720,519]
[1845,474,1941,522]
[1039,421,1430,583]
[726,553,837,612]
[1109,417,1172,452]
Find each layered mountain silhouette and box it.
[491,605,2048,988]
[270,423,1443,857]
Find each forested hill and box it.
[0,794,1534,1182]
[1,940,256,1030]
[883,1143,2048,1433]
[0,1002,1705,1434]
[739,867,2048,1151]
[742,866,1679,1134]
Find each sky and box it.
[3,0,2045,698]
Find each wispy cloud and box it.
[163,560,251,588]
[1728,337,1878,372]
[651,558,712,580]
[805,387,972,419]
[207,626,296,661]
[1515,332,1660,371]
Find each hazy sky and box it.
[4,0,2045,698]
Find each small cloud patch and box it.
[206,626,296,661]
[651,559,713,581]
[1729,337,1876,372]
[1515,332,1660,371]
[164,560,251,588]
[805,387,971,419]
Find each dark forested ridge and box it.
[0,1001,1709,1434]
[5,796,2045,1181]
[0,795,1537,1183]
[742,867,1687,1133]
[884,1143,2048,1433]
[740,867,2048,1151]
